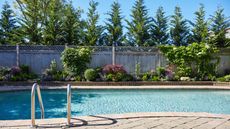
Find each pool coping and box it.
[1,85,230,92]
[0,81,230,87]
[0,112,230,128]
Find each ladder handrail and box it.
[67,84,72,125]
[31,83,45,127]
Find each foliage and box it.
[149,6,169,45]
[190,4,209,43]
[126,0,151,46]
[42,0,65,45]
[105,1,124,46]
[84,0,103,46]
[170,6,190,46]
[42,60,65,81]
[63,3,84,45]
[159,42,220,80]
[141,70,158,81]
[61,47,92,76]
[102,64,126,74]
[14,0,43,44]
[84,68,97,81]
[105,72,125,82]
[0,65,37,81]
[0,1,19,45]
[151,76,160,81]
[217,75,230,82]
[156,67,166,78]
[102,64,133,82]
[210,7,230,47]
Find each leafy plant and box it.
[84,68,97,81]
[42,60,64,81]
[156,67,166,78]
[217,75,230,82]
[159,42,220,80]
[61,47,92,76]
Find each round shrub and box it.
[84,69,97,81]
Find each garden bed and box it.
[0,81,229,86]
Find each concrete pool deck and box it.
[0,112,230,129]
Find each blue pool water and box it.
[0,89,230,120]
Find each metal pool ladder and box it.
[31,83,72,127]
[31,83,45,127]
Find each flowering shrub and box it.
[102,64,126,74]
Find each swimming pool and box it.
[0,89,230,120]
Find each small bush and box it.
[156,67,166,77]
[217,75,230,82]
[61,47,92,76]
[151,76,160,81]
[122,74,134,81]
[84,69,97,81]
[42,60,65,81]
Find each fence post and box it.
[16,44,20,67]
[158,49,161,67]
[112,43,116,65]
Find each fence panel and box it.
[0,45,229,75]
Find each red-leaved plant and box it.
[102,64,126,74]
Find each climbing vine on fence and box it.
[159,43,220,80]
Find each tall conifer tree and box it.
[126,0,150,46]
[149,6,168,45]
[0,2,18,45]
[106,1,124,46]
[170,6,190,46]
[84,0,103,46]
[210,7,230,47]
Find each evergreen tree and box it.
[126,0,151,46]
[191,4,209,43]
[170,6,190,46]
[210,7,230,47]
[0,1,18,45]
[15,0,43,44]
[105,1,124,46]
[63,3,84,45]
[149,6,168,46]
[84,0,103,46]
[43,0,65,45]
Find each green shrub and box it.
[122,74,134,81]
[151,76,160,81]
[84,69,97,81]
[106,73,114,81]
[20,65,30,74]
[156,67,166,77]
[142,74,149,81]
[61,47,92,76]
[217,75,230,82]
[159,43,219,80]
[42,60,64,81]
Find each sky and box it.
[0,0,229,27]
